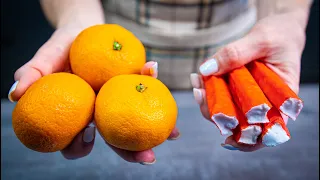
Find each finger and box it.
[192,88,211,119]
[199,32,268,76]
[61,125,96,160]
[192,88,204,105]
[141,61,158,78]
[167,126,181,140]
[107,143,156,165]
[221,135,265,152]
[190,73,202,89]
[190,74,211,120]
[8,29,76,102]
[199,90,211,120]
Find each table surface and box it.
[1,84,319,180]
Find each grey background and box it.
[1,86,319,180]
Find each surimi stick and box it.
[232,106,262,145]
[202,75,239,135]
[247,61,303,120]
[228,66,272,124]
[230,81,262,145]
[261,107,291,147]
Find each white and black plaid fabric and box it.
[102,0,257,89]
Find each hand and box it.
[8,25,180,163]
[190,12,305,152]
[100,61,181,165]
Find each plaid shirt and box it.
[102,0,257,89]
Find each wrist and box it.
[275,0,312,29]
[287,9,310,30]
[41,0,105,30]
[57,13,105,31]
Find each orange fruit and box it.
[12,73,96,152]
[69,24,146,91]
[94,74,178,151]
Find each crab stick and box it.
[247,61,303,120]
[202,75,239,135]
[232,106,262,145]
[261,107,291,147]
[228,66,272,124]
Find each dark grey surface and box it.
[1,85,319,180]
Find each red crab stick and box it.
[228,66,272,124]
[233,106,262,145]
[261,107,291,147]
[247,61,303,120]
[202,75,239,135]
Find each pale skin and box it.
[193,0,313,151]
[8,0,312,162]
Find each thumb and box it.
[61,124,96,160]
[199,32,268,76]
[8,28,77,102]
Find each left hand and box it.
[190,11,307,152]
[61,61,181,164]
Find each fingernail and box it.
[83,126,95,143]
[221,143,239,151]
[193,88,203,105]
[199,58,218,76]
[168,132,181,141]
[150,62,158,78]
[8,81,19,102]
[190,73,201,88]
[140,159,156,165]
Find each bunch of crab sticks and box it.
[203,61,303,147]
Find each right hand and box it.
[190,11,305,152]
[8,25,180,163]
